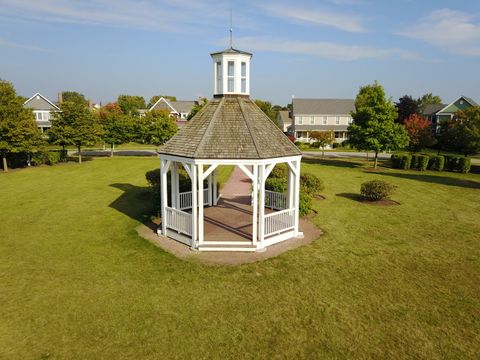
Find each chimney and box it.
[58,92,63,104]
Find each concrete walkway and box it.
[220,165,251,197]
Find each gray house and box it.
[147,97,197,126]
[23,93,60,133]
[276,110,292,133]
[291,98,355,144]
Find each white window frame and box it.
[322,116,327,125]
[215,61,222,93]
[297,116,303,125]
[241,62,247,93]
[227,61,235,92]
[309,116,314,125]
[335,116,340,125]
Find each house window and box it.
[227,61,235,92]
[35,111,50,121]
[297,116,303,125]
[322,116,327,125]
[216,61,222,93]
[335,116,340,125]
[348,117,353,124]
[460,100,464,105]
[241,62,247,93]
[309,116,314,125]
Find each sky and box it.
[1,0,480,106]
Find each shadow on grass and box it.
[301,158,362,168]
[109,183,154,224]
[374,172,480,189]
[336,193,364,202]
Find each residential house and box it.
[276,110,292,133]
[291,98,355,144]
[146,97,197,126]
[23,92,60,133]
[421,96,478,133]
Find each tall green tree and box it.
[118,95,146,115]
[147,95,177,108]
[50,101,103,163]
[419,93,443,112]
[254,99,279,127]
[395,95,420,123]
[144,109,178,145]
[96,102,133,157]
[439,107,480,156]
[348,81,409,168]
[0,80,44,171]
[62,91,88,106]
[187,98,208,120]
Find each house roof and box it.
[421,103,445,116]
[210,47,253,56]
[149,97,196,114]
[158,97,300,159]
[277,110,291,123]
[292,98,355,115]
[437,96,478,114]
[23,92,60,111]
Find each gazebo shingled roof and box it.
[158,96,301,159]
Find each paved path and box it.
[221,165,251,198]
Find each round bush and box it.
[300,173,324,195]
[265,177,287,193]
[269,163,288,179]
[360,180,396,201]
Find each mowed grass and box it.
[0,157,479,359]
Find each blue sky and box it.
[1,0,480,106]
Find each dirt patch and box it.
[314,194,326,200]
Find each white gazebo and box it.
[157,47,303,252]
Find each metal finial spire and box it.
[229,9,233,48]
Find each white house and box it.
[291,98,355,144]
[145,97,197,126]
[23,93,60,133]
[276,110,292,133]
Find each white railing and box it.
[264,208,294,237]
[179,188,210,210]
[166,207,192,236]
[265,190,287,210]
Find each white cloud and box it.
[399,8,480,56]
[0,38,48,52]
[224,36,422,61]
[257,2,367,33]
[0,0,235,33]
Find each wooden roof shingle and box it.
[158,97,300,159]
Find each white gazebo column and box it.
[175,162,180,208]
[197,165,204,246]
[213,169,218,205]
[293,159,301,237]
[252,164,258,246]
[191,164,198,247]
[287,164,294,209]
[170,162,177,208]
[258,164,266,248]
[160,158,170,236]
[207,172,213,206]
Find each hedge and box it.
[428,155,445,171]
[411,154,429,171]
[444,155,471,173]
[391,154,412,169]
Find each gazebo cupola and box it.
[211,47,252,97]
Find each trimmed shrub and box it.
[332,142,340,149]
[269,163,288,179]
[391,154,412,169]
[31,151,48,166]
[428,155,445,171]
[459,157,471,174]
[46,151,61,165]
[265,177,287,193]
[360,180,396,201]
[300,173,324,195]
[411,154,429,171]
[299,192,312,217]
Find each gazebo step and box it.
[198,244,257,252]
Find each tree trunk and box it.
[78,146,82,164]
[374,152,379,169]
[366,151,369,161]
[110,144,114,157]
[2,154,8,172]
[322,148,325,160]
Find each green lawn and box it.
[1,158,479,359]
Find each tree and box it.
[62,91,88,106]
[144,109,178,146]
[187,98,208,120]
[50,101,103,163]
[254,99,279,127]
[348,81,409,168]
[147,95,177,108]
[395,95,420,123]
[309,131,334,159]
[96,102,133,156]
[404,114,436,152]
[117,95,146,115]
[419,93,442,112]
[439,107,480,156]
[0,80,44,171]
